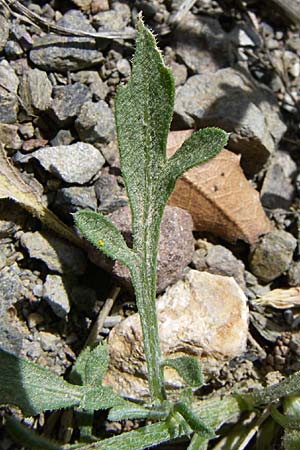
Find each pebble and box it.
[43,274,70,318]
[20,231,87,275]
[75,100,115,145]
[0,60,19,123]
[71,70,109,100]
[249,230,297,283]
[103,269,249,399]
[0,14,9,52]
[0,123,22,150]
[192,240,246,290]
[28,68,53,111]
[49,82,91,126]
[95,170,127,213]
[27,312,44,329]
[54,185,98,218]
[261,151,297,210]
[50,129,75,147]
[93,2,131,30]
[30,142,105,184]
[173,67,287,174]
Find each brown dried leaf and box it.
[167,130,272,244]
[0,144,82,247]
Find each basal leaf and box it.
[0,349,83,416]
[74,210,137,270]
[162,356,203,388]
[115,16,174,244]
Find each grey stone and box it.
[0,60,19,123]
[5,40,24,58]
[288,261,300,286]
[95,170,127,213]
[43,275,70,318]
[192,240,246,290]
[50,129,75,146]
[116,58,131,77]
[30,35,105,72]
[10,22,33,51]
[30,142,105,184]
[58,9,96,32]
[19,122,35,139]
[75,100,115,144]
[39,331,60,352]
[71,70,109,100]
[261,151,297,210]
[19,231,87,275]
[174,68,287,174]
[249,230,297,283]
[28,68,53,111]
[173,13,229,74]
[49,82,91,126]
[54,186,97,217]
[104,270,249,399]
[0,123,22,150]
[0,15,9,52]
[93,2,131,30]
[88,205,194,293]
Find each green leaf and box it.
[174,402,215,438]
[115,16,174,242]
[0,349,83,416]
[82,386,126,411]
[187,433,208,450]
[70,344,109,387]
[108,402,169,421]
[74,210,137,270]
[161,356,203,388]
[166,128,229,181]
[282,428,300,450]
[5,415,62,450]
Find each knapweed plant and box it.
[2,16,300,450]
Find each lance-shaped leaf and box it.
[161,356,203,388]
[108,402,169,421]
[74,210,137,270]
[0,349,83,416]
[69,343,109,387]
[115,17,174,242]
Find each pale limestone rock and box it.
[103,270,249,399]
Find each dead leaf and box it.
[254,287,300,309]
[167,130,272,244]
[0,144,82,247]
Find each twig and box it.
[84,286,120,348]
[0,0,136,40]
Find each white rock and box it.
[43,275,70,318]
[103,270,249,399]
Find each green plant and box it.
[2,16,300,450]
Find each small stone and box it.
[22,138,48,152]
[19,122,35,139]
[173,13,229,74]
[261,151,297,210]
[168,61,187,86]
[50,129,74,147]
[54,186,98,218]
[43,275,70,318]
[0,60,19,123]
[28,68,53,111]
[91,0,110,14]
[288,261,300,286]
[49,82,91,126]
[0,248,7,270]
[103,270,248,399]
[5,40,23,58]
[192,240,246,290]
[116,58,131,77]
[71,71,109,100]
[95,170,127,213]
[249,230,297,283]
[71,0,92,9]
[174,68,286,174]
[75,100,115,144]
[20,231,87,275]
[30,142,105,184]
[39,331,59,352]
[0,14,9,51]
[0,124,22,150]
[93,2,131,31]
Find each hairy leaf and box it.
[5,415,62,450]
[0,349,83,416]
[74,210,137,270]
[115,16,174,244]
[70,344,109,387]
[81,386,126,411]
[108,402,169,421]
[174,402,215,438]
[161,356,203,388]
[187,433,208,450]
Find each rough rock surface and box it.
[0,60,19,123]
[192,240,246,290]
[19,231,87,275]
[43,274,70,318]
[103,270,249,399]
[75,100,115,145]
[49,82,91,126]
[88,205,195,293]
[249,230,297,282]
[173,67,287,174]
[29,142,105,184]
[0,124,22,150]
[28,68,53,112]
[0,14,9,52]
